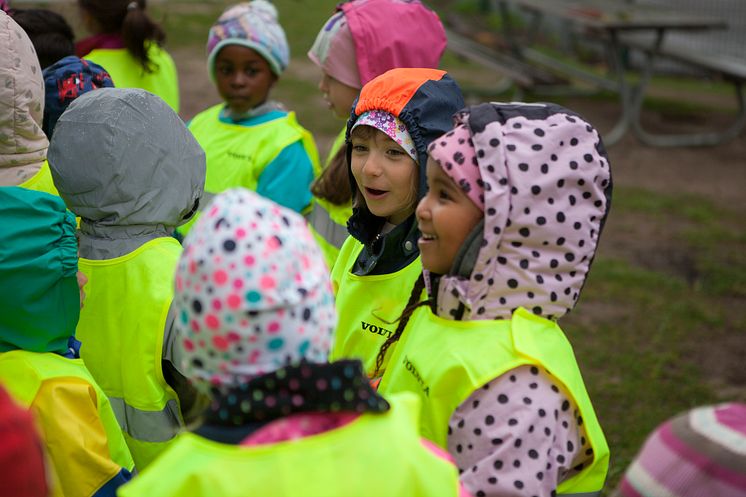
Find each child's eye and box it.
[351,144,368,153]
[245,68,260,77]
[438,189,451,201]
[386,148,406,158]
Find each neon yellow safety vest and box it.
[118,392,461,497]
[379,306,610,497]
[18,160,59,197]
[0,350,134,472]
[76,237,183,470]
[178,104,321,235]
[308,127,353,269]
[84,44,179,112]
[330,237,423,377]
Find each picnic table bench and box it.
[446,0,740,146]
[621,32,746,146]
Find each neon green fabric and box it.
[330,236,422,377]
[309,127,352,268]
[0,350,134,472]
[379,307,610,495]
[118,393,461,497]
[84,44,179,112]
[17,160,59,197]
[178,104,320,235]
[76,237,183,469]
[0,187,77,354]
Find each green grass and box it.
[565,185,746,492]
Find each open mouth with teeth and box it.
[420,233,437,241]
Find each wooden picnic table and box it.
[495,0,729,145]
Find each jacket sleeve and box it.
[256,140,315,214]
[447,365,591,497]
[30,377,132,497]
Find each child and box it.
[330,67,464,378]
[10,8,75,68]
[0,186,134,497]
[43,55,114,138]
[0,11,56,195]
[611,403,746,497]
[0,385,48,497]
[118,188,468,497]
[377,102,613,497]
[179,0,319,236]
[76,0,179,112]
[47,88,206,470]
[307,0,447,267]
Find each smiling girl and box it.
[377,102,613,497]
[330,67,464,379]
[180,1,319,235]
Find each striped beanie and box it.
[613,403,746,497]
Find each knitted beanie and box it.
[207,0,289,78]
[42,55,114,138]
[613,403,746,497]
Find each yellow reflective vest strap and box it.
[178,105,320,236]
[325,126,347,169]
[329,236,423,377]
[308,127,351,268]
[76,237,183,469]
[84,44,179,112]
[308,198,352,269]
[18,160,59,197]
[0,350,134,471]
[118,392,461,497]
[379,307,610,496]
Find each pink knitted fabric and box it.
[614,403,746,497]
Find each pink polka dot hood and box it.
[426,102,612,321]
[173,188,336,389]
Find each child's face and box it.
[214,45,277,115]
[417,157,483,275]
[318,72,359,119]
[350,126,418,224]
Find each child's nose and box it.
[362,155,383,176]
[231,72,249,87]
[416,195,431,221]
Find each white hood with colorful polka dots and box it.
[173,188,336,390]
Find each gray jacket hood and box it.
[48,88,205,256]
